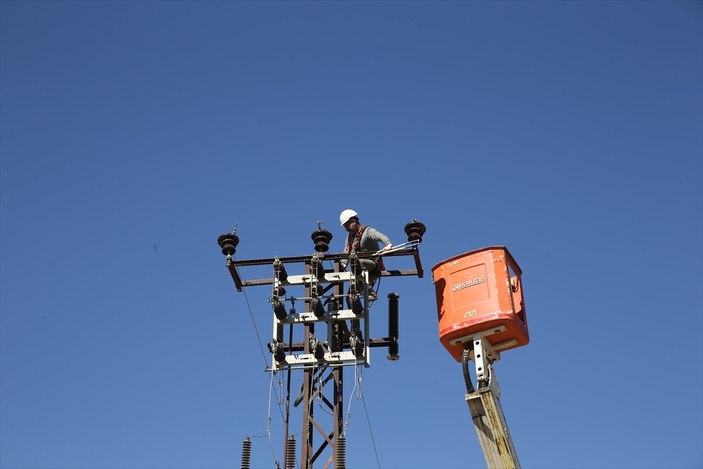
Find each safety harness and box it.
[345,225,385,271]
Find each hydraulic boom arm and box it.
[461,335,521,469]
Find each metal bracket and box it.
[448,324,517,354]
[472,335,496,388]
[279,308,366,324]
[269,263,371,372]
[449,327,504,390]
[269,351,369,371]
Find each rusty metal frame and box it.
[223,247,423,468]
[223,248,423,292]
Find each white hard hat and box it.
[339,209,358,226]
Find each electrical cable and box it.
[313,364,337,417]
[239,287,286,468]
[241,288,271,367]
[373,276,382,301]
[343,364,361,436]
[341,365,382,468]
[462,348,475,393]
[266,373,282,468]
[361,396,382,469]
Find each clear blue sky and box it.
[1,1,701,468]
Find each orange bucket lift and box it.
[432,246,528,362]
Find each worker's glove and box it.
[381,243,393,252]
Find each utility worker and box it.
[339,209,393,301]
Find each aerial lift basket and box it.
[432,246,528,362]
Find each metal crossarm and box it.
[225,248,423,292]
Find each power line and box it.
[241,288,269,367]
[240,288,285,468]
[362,394,382,469]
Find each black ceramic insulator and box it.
[352,338,364,358]
[328,295,339,313]
[311,228,333,253]
[311,256,326,281]
[217,233,239,257]
[273,298,287,321]
[274,260,288,283]
[387,293,399,360]
[286,437,296,469]
[314,342,325,360]
[348,293,363,315]
[404,219,426,243]
[241,437,251,469]
[335,435,346,469]
[274,346,286,364]
[311,297,325,318]
[331,323,343,352]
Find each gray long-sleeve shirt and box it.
[344,226,391,255]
